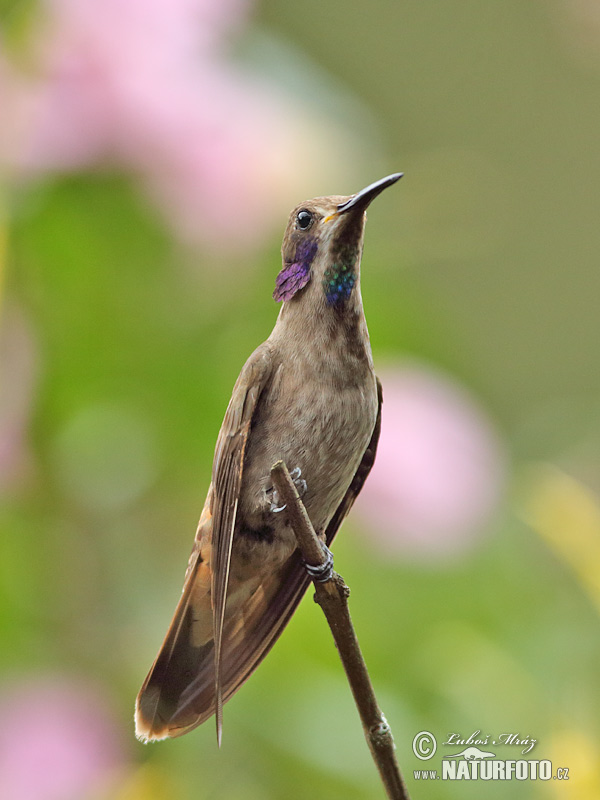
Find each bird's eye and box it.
[296,210,313,230]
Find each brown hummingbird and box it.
[135,173,402,744]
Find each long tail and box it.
[135,528,311,742]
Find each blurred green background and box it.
[1,0,599,798]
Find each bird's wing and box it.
[210,345,272,743]
[134,344,272,743]
[196,375,384,720]
[135,492,215,742]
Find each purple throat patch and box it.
[273,239,318,302]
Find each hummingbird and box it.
[135,172,402,745]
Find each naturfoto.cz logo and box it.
[411,730,569,782]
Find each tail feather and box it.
[135,548,212,741]
[135,548,311,741]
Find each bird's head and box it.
[274,173,402,308]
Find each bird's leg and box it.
[266,466,307,513]
[303,541,334,583]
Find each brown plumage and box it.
[135,173,402,744]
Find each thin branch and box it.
[271,461,411,800]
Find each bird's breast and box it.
[238,355,378,545]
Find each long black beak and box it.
[336,172,403,215]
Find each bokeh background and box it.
[1,1,599,798]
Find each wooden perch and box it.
[270,461,411,800]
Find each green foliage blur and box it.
[1,1,600,798]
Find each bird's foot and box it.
[266,466,307,513]
[304,542,334,583]
[289,467,308,497]
[269,491,286,513]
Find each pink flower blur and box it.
[355,363,506,559]
[0,677,128,800]
[0,0,339,249]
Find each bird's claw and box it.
[267,466,306,513]
[304,542,334,583]
[290,467,307,497]
[270,495,287,513]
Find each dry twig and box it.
[271,461,410,800]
